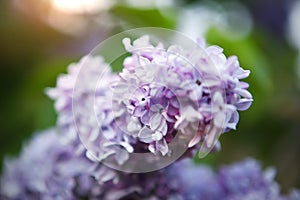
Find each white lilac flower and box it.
[0,128,117,200]
[112,35,253,157]
[46,55,109,144]
[47,55,136,165]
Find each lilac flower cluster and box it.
[0,129,117,200]
[47,36,253,168]
[113,35,253,157]
[1,129,299,200]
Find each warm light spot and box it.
[47,9,88,35]
[51,0,114,14]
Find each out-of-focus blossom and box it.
[1,137,299,200]
[99,170,180,200]
[167,159,222,200]
[283,189,300,200]
[218,158,280,200]
[97,158,300,200]
[287,0,300,87]
[46,55,112,144]
[177,1,252,40]
[287,0,300,49]
[0,128,117,200]
[91,159,215,200]
[112,35,253,157]
[47,55,135,166]
[170,158,300,200]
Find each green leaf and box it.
[110,5,177,29]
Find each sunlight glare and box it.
[51,0,113,14]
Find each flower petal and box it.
[149,113,163,130]
[156,139,168,156]
[138,127,154,143]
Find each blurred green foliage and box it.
[110,5,177,29]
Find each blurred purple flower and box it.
[0,128,117,200]
[218,158,280,200]
[1,136,299,200]
[167,159,223,200]
[46,55,136,166]
[169,158,299,200]
[97,158,300,200]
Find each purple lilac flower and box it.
[1,138,299,200]
[166,159,223,200]
[0,128,117,200]
[218,158,281,200]
[96,158,300,200]
[48,36,253,166]
[98,170,181,200]
[169,158,300,200]
[282,189,300,200]
[112,35,253,157]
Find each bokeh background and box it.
[0,0,299,193]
